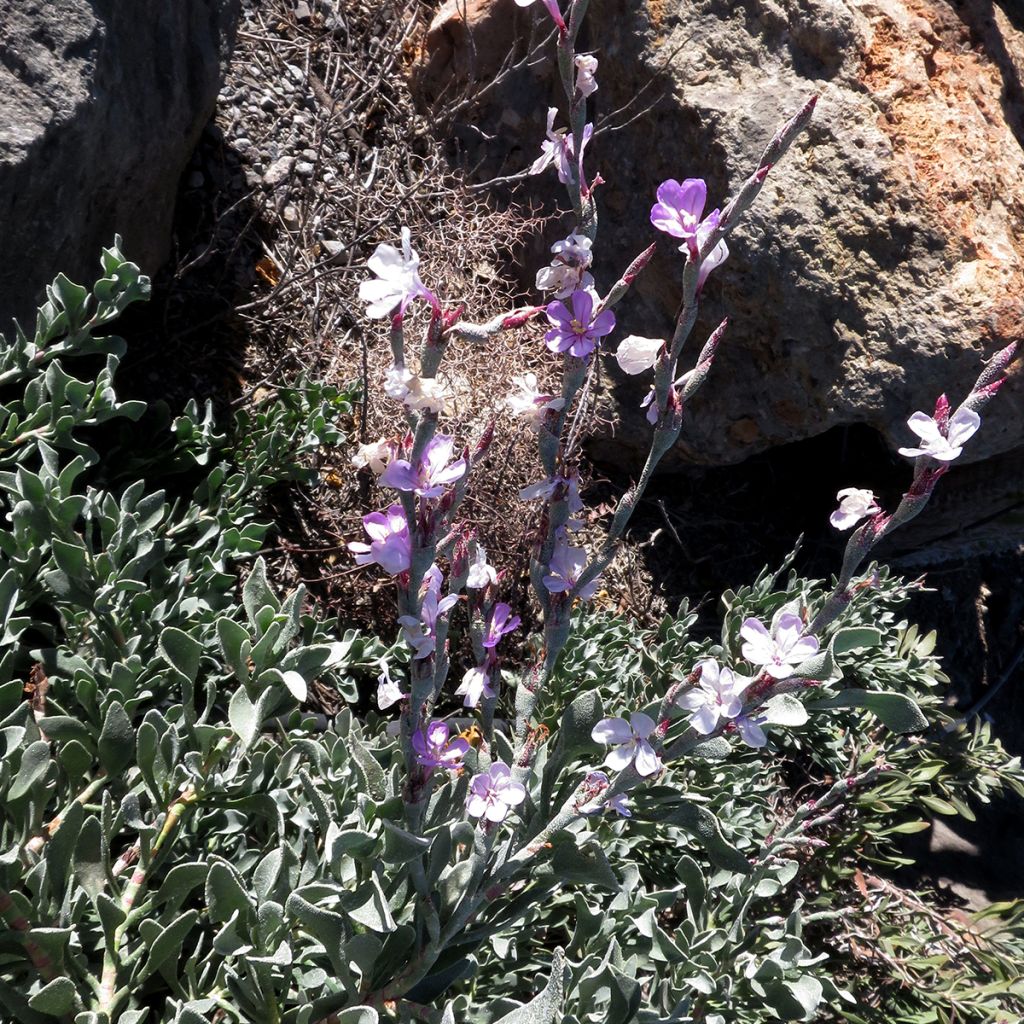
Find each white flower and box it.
[404,376,448,414]
[740,605,819,679]
[676,659,753,734]
[358,227,432,318]
[376,664,406,709]
[551,232,593,266]
[466,546,498,589]
[506,373,566,430]
[615,335,664,375]
[385,365,413,402]
[351,438,392,475]
[898,408,981,462]
[591,712,661,777]
[574,54,599,97]
[829,487,880,531]
[456,664,493,708]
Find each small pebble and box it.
[296,161,315,177]
[263,155,295,186]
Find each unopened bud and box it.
[443,304,465,330]
[624,242,658,284]
[755,164,770,182]
[474,420,496,458]
[501,306,546,330]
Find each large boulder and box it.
[418,0,1024,471]
[0,0,240,331]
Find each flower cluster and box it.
[398,566,459,659]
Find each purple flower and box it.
[544,290,615,359]
[543,537,599,600]
[483,603,520,649]
[358,227,436,318]
[397,566,459,659]
[530,109,593,185]
[456,663,494,708]
[348,504,411,574]
[591,712,661,777]
[898,407,980,462]
[650,178,709,253]
[380,434,467,498]
[740,605,819,679]
[412,720,470,770]
[676,659,753,734]
[830,488,881,531]
[466,762,527,822]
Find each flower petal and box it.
[591,717,633,744]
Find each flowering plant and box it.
[3,4,1023,1023]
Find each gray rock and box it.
[0,0,240,330]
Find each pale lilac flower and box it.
[380,434,466,498]
[466,546,498,589]
[693,211,729,290]
[536,233,595,297]
[615,335,664,375]
[574,54,599,97]
[397,566,459,659]
[456,663,494,708]
[506,373,566,430]
[358,227,435,318]
[348,504,411,574]
[530,109,593,186]
[545,289,616,359]
[579,771,631,817]
[591,712,661,777]
[513,0,565,31]
[376,664,406,709]
[830,487,881,531]
[551,232,593,266]
[351,437,393,475]
[733,713,768,748]
[740,607,819,679]
[898,408,980,462]
[466,762,527,822]
[650,178,708,253]
[543,537,599,599]
[536,263,595,298]
[412,720,470,769]
[483,603,520,649]
[519,473,584,516]
[676,659,753,734]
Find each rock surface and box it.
[0,0,240,331]
[418,0,1024,471]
